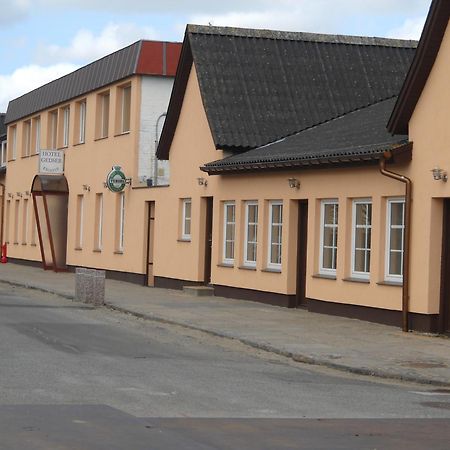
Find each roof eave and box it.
[388,0,450,134]
[201,142,412,175]
[157,29,193,160]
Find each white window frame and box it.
[33,116,41,154]
[77,195,84,249]
[319,199,339,275]
[63,106,70,147]
[385,198,405,282]
[79,101,86,144]
[267,201,283,270]
[181,198,192,240]
[100,92,110,138]
[222,201,236,264]
[49,111,58,149]
[23,120,31,157]
[351,199,372,279]
[121,85,131,133]
[10,126,17,160]
[118,192,125,251]
[244,201,258,267]
[97,194,103,250]
[1,140,7,167]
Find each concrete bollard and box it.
[84,269,96,304]
[75,268,87,302]
[75,268,106,306]
[92,270,105,306]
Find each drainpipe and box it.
[379,151,412,332]
[154,113,167,186]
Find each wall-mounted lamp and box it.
[16,192,22,197]
[288,178,300,189]
[82,184,91,192]
[197,177,208,187]
[431,167,448,182]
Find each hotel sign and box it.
[39,150,65,174]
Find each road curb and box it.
[2,277,450,388]
[105,304,450,388]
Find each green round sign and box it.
[106,166,127,192]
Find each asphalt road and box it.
[1,283,450,449]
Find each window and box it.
[320,200,339,274]
[120,85,131,133]
[9,125,17,160]
[1,140,7,167]
[181,199,192,240]
[22,199,28,244]
[386,198,405,281]
[76,100,86,144]
[62,106,70,147]
[244,201,258,267]
[223,202,236,264]
[352,199,372,278]
[32,116,41,154]
[5,200,10,243]
[14,199,19,244]
[268,201,283,269]
[75,195,84,249]
[23,120,31,157]
[97,92,110,138]
[30,207,37,246]
[94,193,103,250]
[117,192,125,251]
[48,111,58,149]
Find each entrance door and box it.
[440,199,450,332]
[146,201,155,287]
[204,197,213,284]
[295,200,308,307]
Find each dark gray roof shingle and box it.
[0,113,6,138]
[5,42,142,125]
[202,97,409,173]
[188,25,416,151]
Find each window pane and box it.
[324,204,334,225]
[226,241,234,259]
[272,204,282,223]
[356,204,370,225]
[185,219,191,236]
[247,243,256,262]
[355,227,366,249]
[354,249,366,272]
[391,202,404,226]
[248,205,257,223]
[248,224,256,242]
[185,202,191,219]
[322,247,333,269]
[323,226,334,247]
[389,251,402,276]
[390,228,403,251]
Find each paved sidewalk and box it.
[1,262,450,387]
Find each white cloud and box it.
[35,22,159,65]
[187,0,430,36]
[0,0,31,25]
[387,16,427,40]
[0,64,78,112]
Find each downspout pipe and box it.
[379,151,412,332]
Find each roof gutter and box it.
[379,151,412,332]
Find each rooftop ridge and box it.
[187,24,418,48]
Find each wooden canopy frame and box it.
[31,175,69,272]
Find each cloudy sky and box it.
[0,0,431,111]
